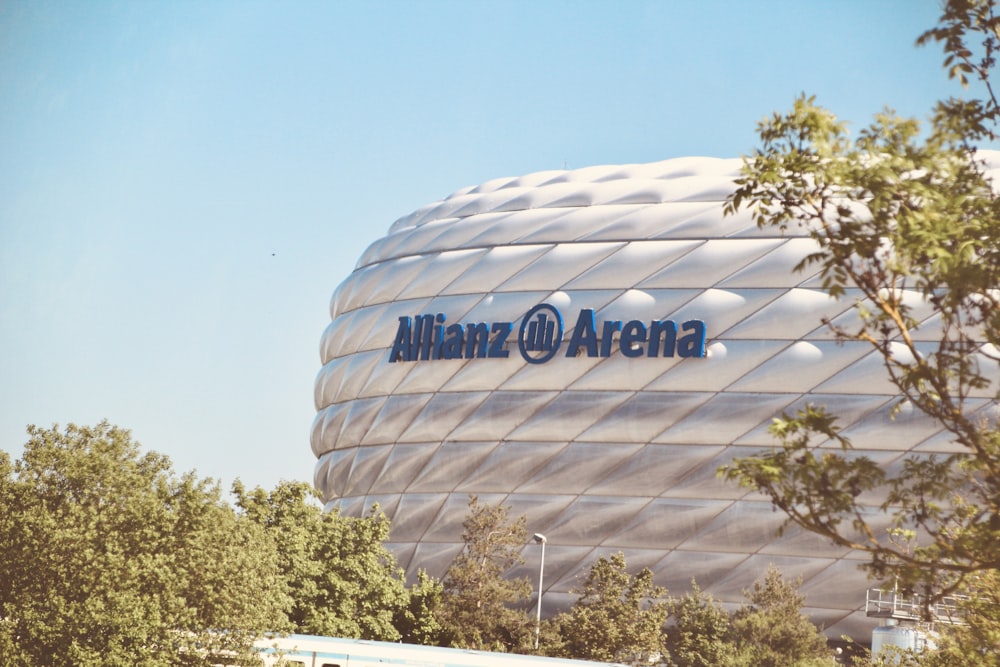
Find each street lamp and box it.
[533,533,547,650]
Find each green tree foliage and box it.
[0,422,288,667]
[665,570,831,667]
[393,569,445,646]
[665,582,741,667]
[720,0,1000,654]
[728,566,830,667]
[233,480,409,641]
[547,552,669,666]
[437,495,532,652]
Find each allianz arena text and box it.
[312,154,1000,639]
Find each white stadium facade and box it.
[312,154,1000,639]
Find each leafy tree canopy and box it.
[547,552,669,666]
[437,495,532,652]
[233,479,410,641]
[729,566,830,667]
[0,422,289,667]
[665,569,831,667]
[393,568,444,646]
[721,2,1000,655]
[665,581,741,667]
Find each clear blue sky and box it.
[0,0,982,491]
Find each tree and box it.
[548,552,669,665]
[437,495,532,651]
[665,582,741,667]
[233,479,410,641]
[729,566,830,667]
[393,568,445,646]
[0,422,289,667]
[664,571,830,667]
[720,0,1000,649]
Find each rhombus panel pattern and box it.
[313,154,1000,639]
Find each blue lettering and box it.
[600,320,622,357]
[678,320,707,358]
[566,309,599,357]
[389,316,413,362]
[431,313,446,359]
[441,323,465,359]
[648,320,678,357]
[620,320,647,358]
[488,322,511,358]
[417,314,434,360]
[465,322,490,359]
[387,308,707,363]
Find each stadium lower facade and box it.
[312,155,999,639]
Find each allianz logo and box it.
[388,303,706,365]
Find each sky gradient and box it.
[0,1,988,491]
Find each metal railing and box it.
[865,588,967,625]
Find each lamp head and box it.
[533,533,547,544]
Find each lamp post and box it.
[533,533,547,650]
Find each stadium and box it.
[312,154,999,639]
